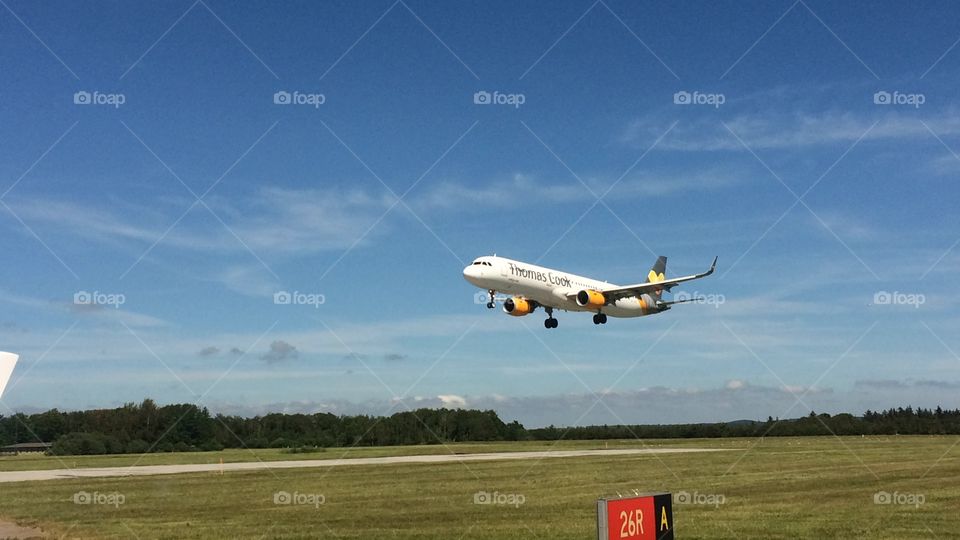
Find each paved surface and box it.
[0,448,725,483]
[0,521,44,539]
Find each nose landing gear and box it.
[486,289,495,309]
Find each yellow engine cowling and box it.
[503,296,535,316]
[576,289,606,308]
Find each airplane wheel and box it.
[599,314,608,324]
[486,302,494,309]
[592,314,601,325]
[544,318,557,329]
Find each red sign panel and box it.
[597,493,673,540]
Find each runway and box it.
[0,447,725,483]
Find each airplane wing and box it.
[0,352,18,399]
[574,257,717,304]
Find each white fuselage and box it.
[462,256,657,318]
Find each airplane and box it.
[0,351,18,399]
[463,255,717,328]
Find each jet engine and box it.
[576,289,606,308]
[503,296,535,316]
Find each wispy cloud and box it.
[218,264,279,297]
[8,186,395,256]
[927,153,960,175]
[62,297,168,328]
[806,212,879,242]
[412,169,744,213]
[622,110,960,152]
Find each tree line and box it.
[528,407,960,440]
[0,400,958,456]
[0,399,525,455]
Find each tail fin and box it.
[646,256,667,299]
[0,352,18,399]
[646,256,667,283]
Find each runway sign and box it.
[597,492,673,540]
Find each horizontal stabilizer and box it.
[656,297,704,309]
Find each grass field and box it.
[0,436,956,539]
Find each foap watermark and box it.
[273,90,326,108]
[674,291,725,308]
[873,290,925,308]
[473,291,497,305]
[473,90,525,108]
[274,290,325,308]
[873,90,925,108]
[473,490,526,508]
[74,290,126,309]
[675,490,725,508]
[874,491,925,508]
[73,90,126,108]
[673,90,725,108]
[273,490,325,508]
[73,491,125,508]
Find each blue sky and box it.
[1,0,959,426]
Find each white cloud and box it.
[810,212,878,242]
[437,394,467,408]
[219,264,279,297]
[6,170,743,272]
[412,170,742,213]
[225,187,394,253]
[8,186,394,256]
[927,153,960,175]
[622,110,960,152]
[59,296,168,328]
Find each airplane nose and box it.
[463,265,481,281]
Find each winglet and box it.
[0,352,18,400]
[696,256,718,279]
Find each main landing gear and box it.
[486,290,495,309]
[544,306,558,329]
[592,312,608,325]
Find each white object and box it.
[0,351,18,399]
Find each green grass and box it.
[1,436,957,539]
